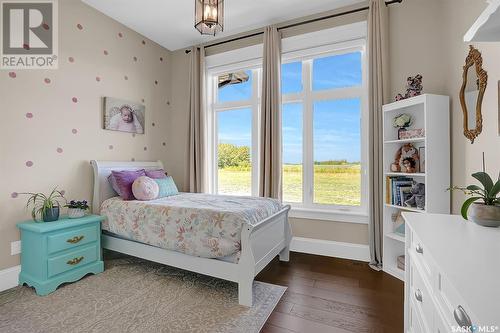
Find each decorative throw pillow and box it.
[111,169,146,200]
[154,176,179,198]
[132,176,159,201]
[108,174,121,195]
[145,169,167,179]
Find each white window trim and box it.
[281,24,369,224]
[206,52,262,196]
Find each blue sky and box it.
[218,52,362,164]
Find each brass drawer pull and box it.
[67,256,84,265]
[67,235,84,244]
[414,289,423,302]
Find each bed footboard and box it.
[237,205,291,306]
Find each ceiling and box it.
[81,0,364,51]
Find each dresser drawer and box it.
[409,298,425,333]
[47,225,98,254]
[409,228,435,279]
[435,272,477,330]
[409,258,434,332]
[47,244,98,277]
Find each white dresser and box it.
[403,212,500,333]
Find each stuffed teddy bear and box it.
[390,143,420,173]
[404,182,425,209]
[395,74,423,101]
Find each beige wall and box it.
[0,0,172,270]
[389,0,500,214]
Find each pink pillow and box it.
[145,169,167,179]
[132,176,159,200]
[111,169,146,200]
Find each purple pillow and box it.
[145,169,167,179]
[110,169,146,200]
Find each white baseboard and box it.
[290,237,370,262]
[0,265,20,292]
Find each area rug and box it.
[0,257,285,333]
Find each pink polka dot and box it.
[124,75,128,80]
[72,128,78,134]
[131,158,136,161]
[154,80,158,85]
[133,56,137,62]
[160,57,164,62]
[166,101,170,105]
[103,50,109,55]
[96,76,101,82]
[25,161,33,167]
[56,147,63,153]
[42,23,50,30]
[162,142,166,146]
[72,97,78,103]
[143,146,147,151]
[141,40,146,45]
[141,98,145,103]
[8,72,16,78]
[26,112,33,119]
[152,122,155,127]
[68,56,74,63]
[76,23,83,30]
[118,32,123,38]
[11,192,18,198]
[132,133,136,138]
[108,145,114,150]
[44,78,51,84]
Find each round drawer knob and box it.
[415,244,424,254]
[414,289,423,302]
[454,305,472,327]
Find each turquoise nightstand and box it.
[17,215,104,295]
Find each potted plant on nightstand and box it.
[449,171,500,227]
[65,200,89,219]
[21,188,66,222]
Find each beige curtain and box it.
[188,46,206,193]
[368,0,389,270]
[259,25,282,199]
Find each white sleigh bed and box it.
[91,160,291,306]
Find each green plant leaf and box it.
[461,197,482,220]
[466,185,483,192]
[490,180,500,199]
[472,172,494,193]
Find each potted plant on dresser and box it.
[450,171,500,227]
[66,200,89,219]
[21,188,66,222]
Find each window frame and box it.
[206,60,262,196]
[281,38,369,223]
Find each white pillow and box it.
[132,176,159,201]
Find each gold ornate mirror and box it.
[459,46,487,144]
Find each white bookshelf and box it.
[382,94,450,281]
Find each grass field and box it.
[218,164,361,206]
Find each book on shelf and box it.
[386,176,414,206]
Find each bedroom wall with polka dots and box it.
[0,0,171,270]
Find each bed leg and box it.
[279,246,290,262]
[238,278,253,307]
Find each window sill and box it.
[289,207,369,224]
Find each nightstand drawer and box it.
[47,225,97,254]
[48,244,98,277]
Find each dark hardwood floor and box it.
[256,252,404,333]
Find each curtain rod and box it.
[186,0,402,54]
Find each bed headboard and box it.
[90,160,164,214]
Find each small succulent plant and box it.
[65,200,89,210]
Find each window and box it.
[207,66,260,196]
[281,43,368,216]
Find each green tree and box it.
[218,143,250,168]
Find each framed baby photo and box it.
[103,97,145,134]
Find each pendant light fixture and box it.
[195,0,224,36]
